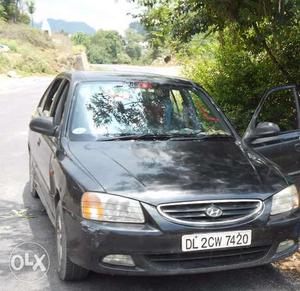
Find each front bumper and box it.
[63,205,300,276]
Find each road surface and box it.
[0,70,299,290]
[90,64,181,76]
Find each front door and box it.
[33,78,64,194]
[244,85,300,184]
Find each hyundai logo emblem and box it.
[205,205,223,218]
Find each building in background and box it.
[41,19,52,36]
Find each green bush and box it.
[183,29,299,134]
[0,38,18,52]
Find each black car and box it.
[28,71,300,281]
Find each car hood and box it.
[68,139,287,206]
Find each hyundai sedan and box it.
[28,71,300,280]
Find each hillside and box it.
[0,22,75,75]
[35,19,96,35]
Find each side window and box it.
[257,89,298,132]
[38,86,51,109]
[42,79,63,116]
[51,81,70,125]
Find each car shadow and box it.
[22,183,296,291]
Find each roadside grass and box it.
[0,45,55,75]
[0,22,53,49]
[0,22,74,75]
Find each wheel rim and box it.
[56,214,63,266]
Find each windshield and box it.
[69,81,232,141]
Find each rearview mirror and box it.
[244,122,280,143]
[29,117,57,137]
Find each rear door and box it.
[244,85,300,184]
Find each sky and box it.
[34,0,140,34]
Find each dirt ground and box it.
[277,249,300,273]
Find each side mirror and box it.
[29,117,57,137]
[244,122,280,143]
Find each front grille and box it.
[146,245,270,269]
[158,199,263,226]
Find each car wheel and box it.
[56,201,89,281]
[29,155,39,198]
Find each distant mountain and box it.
[35,19,96,35]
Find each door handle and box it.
[37,138,41,146]
[295,143,300,152]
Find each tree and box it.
[134,0,300,133]
[87,30,131,64]
[125,29,143,61]
[71,32,91,47]
[26,0,35,26]
[134,0,299,83]
[1,0,17,21]
[0,0,31,23]
[133,3,172,59]
[70,27,153,65]
[0,3,5,20]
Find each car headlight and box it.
[271,185,299,215]
[81,192,145,223]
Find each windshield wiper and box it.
[169,133,233,141]
[97,134,173,141]
[97,133,233,142]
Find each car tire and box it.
[29,155,39,198]
[56,201,89,281]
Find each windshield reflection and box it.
[70,81,231,140]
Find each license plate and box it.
[182,230,252,252]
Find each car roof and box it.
[59,70,195,86]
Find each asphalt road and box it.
[0,72,299,291]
